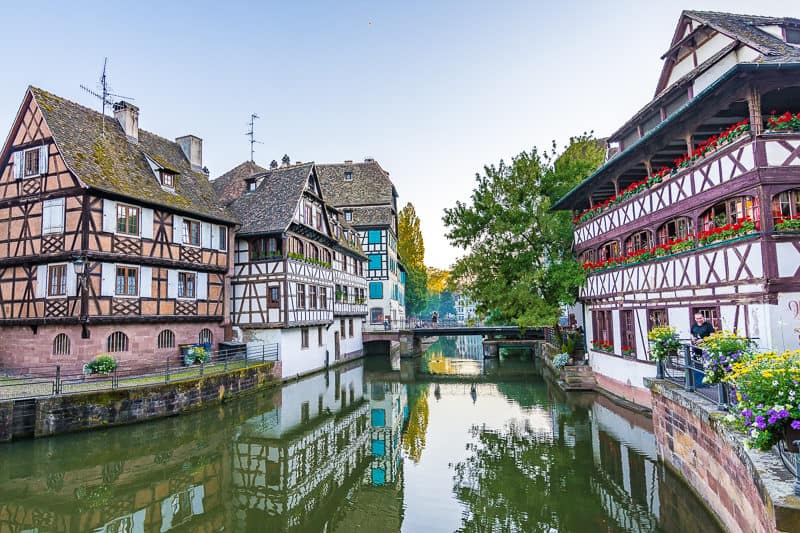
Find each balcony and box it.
[333,299,368,316]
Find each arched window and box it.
[701,196,759,231]
[598,240,619,261]
[322,249,331,265]
[199,328,213,345]
[157,330,175,349]
[290,237,304,256]
[625,230,653,255]
[579,249,595,264]
[107,331,129,352]
[772,189,800,223]
[53,333,70,355]
[309,244,319,261]
[658,217,692,244]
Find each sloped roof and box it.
[29,87,234,223]
[225,163,314,235]
[684,11,800,61]
[316,161,397,207]
[326,206,367,258]
[348,206,395,227]
[211,160,268,204]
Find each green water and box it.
[0,337,722,532]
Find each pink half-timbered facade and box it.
[553,11,800,403]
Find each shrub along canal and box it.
[0,336,723,532]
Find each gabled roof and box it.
[316,161,398,207]
[348,206,396,228]
[28,87,234,223]
[224,162,316,235]
[211,160,268,204]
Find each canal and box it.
[0,336,723,532]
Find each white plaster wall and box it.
[667,55,695,87]
[611,310,621,356]
[694,32,733,64]
[590,350,655,390]
[341,323,363,356]
[693,50,737,94]
[766,294,800,353]
[247,327,328,378]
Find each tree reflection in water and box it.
[402,383,430,463]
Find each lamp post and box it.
[73,256,89,339]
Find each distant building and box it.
[454,293,478,325]
[318,160,406,329]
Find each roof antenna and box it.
[80,58,134,136]
[246,113,262,162]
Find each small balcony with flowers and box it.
[333,284,368,317]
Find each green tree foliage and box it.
[405,266,429,316]
[443,135,604,327]
[438,290,456,318]
[398,203,429,316]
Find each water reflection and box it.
[0,338,721,532]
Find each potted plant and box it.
[648,325,681,378]
[183,345,210,366]
[697,330,753,385]
[83,354,118,375]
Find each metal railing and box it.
[0,343,279,401]
[660,342,731,410]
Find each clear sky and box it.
[0,0,796,268]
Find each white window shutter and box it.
[102,200,117,233]
[140,266,152,298]
[197,272,208,300]
[101,263,115,296]
[66,266,77,296]
[141,208,153,239]
[201,222,212,249]
[36,264,47,298]
[209,225,216,250]
[42,198,64,234]
[13,151,23,180]
[173,215,183,243]
[39,145,48,175]
[167,269,178,299]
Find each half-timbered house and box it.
[214,161,367,377]
[0,87,235,369]
[317,160,406,329]
[553,11,800,404]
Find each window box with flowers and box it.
[621,345,636,358]
[765,111,800,133]
[775,214,800,232]
[582,234,695,274]
[592,339,614,354]
[697,218,757,247]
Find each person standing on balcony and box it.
[691,313,715,343]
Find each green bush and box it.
[552,353,569,369]
[184,346,210,366]
[83,354,118,375]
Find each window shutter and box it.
[13,151,23,180]
[197,272,208,300]
[140,266,152,298]
[209,224,216,250]
[173,215,183,243]
[101,263,115,296]
[42,198,64,234]
[66,265,77,296]
[102,200,117,233]
[36,264,47,298]
[201,222,212,249]
[141,208,154,239]
[39,145,48,175]
[167,269,178,299]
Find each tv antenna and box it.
[246,113,262,162]
[80,58,134,136]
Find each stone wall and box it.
[649,379,800,533]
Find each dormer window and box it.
[246,178,257,192]
[787,28,800,45]
[345,210,353,222]
[160,170,175,189]
[344,171,353,181]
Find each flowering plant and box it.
[697,330,754,384]
[766,111,800,132]
[552,353,569,369]
[83,354,118,375]
[582,234,695,273]
[592,339,613,353]
[723,349,800,450]
[697,218,756,247]
[647,325,681,361]
[775,213,800,231]
[621,345,635,358]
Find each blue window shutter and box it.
[371,439,386,457]
[368,230,381,244]
[371,409,385,427]
[369,282,383,299]
[369,255,381,270]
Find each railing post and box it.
[165,359,170,384]
[113,367,118,390]
[795,449,800,496]
[262,345,265,363]
[245,347,249,367]
[683,344,695,392]
[224,350,228,372]
[55,365,61,395]
[718,383,730,411]
[200,359,205,377]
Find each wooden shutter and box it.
[36,264,47,298]
[42,198,64,234]
[167,269,178,298]
[197,272,208,300]
[141,208,153,239]
[201,222,212,249]
[66,266,77,296]
[100,263,115,296]
[38,145,48,175]
[102,200,117,233]
[13,151,23,180]
[173,215,183,243]
[140,266,152,298]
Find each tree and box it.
[438,290,456,318]
[426,267,450,293]
[443,135,604,327]
[398,203,429,316]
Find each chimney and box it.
[270,160,278,169]
[281,154,291,167]
[344,160,353,164]
[176,135,203,171]
[113,101,139,142]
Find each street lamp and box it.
[72,256,89,338]
[72,256,87,276]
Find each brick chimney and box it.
[176,135,203,171]
[113,101,139,142]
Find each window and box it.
[182,219,201,246]
[341,286,348,303]
[369,282,383,299]
[371,408,386,427]
[692,306,721,330]
[269,286,280,308]
[116,204,140,236]
[372,439,386,457]
[160,171,174,188]
[620,310,636,358]
[658,217,692,244]
[320,287,328,309]
[593,310,613,346]
[349,319,354,337]
[309,244,319,261]
[107,331,129,352]
[648,308,668,329]
[301,401,310,424]
[251,236,281,260]
[625,230,652,255]
[772,189,800,224]
[53,333,70,355]
[157,330,175,348]
[370,307,384,324]
[290,237,305,256]
[340,319,346,339]
[217,226,228,251]
[48,264,67,297]
[24,147,40,177]
[309,285,317,309]
[318,326,324,346]
[297,284,306,309]
[301,327,309,348]
[787,28,800,45]
[598,240,619,261]
[246,178,257,192]
[344,171,353,181]
[579,249,595,264]
[199,328,213,345]
[345,210,353,222]
[178,272,196,298]
[42,198,65,235]
[368,230,381,244]
[303,204,313,226]
[368,254,382,270]
[700,196,759,231]
[114,266,138,296]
